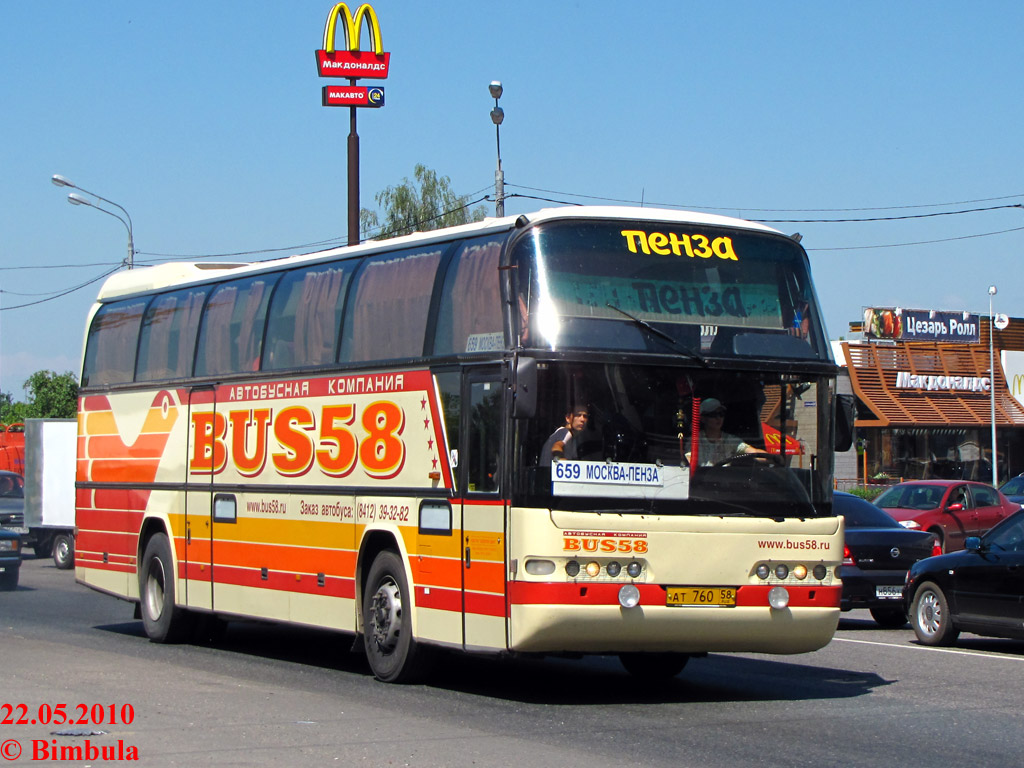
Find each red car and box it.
[873,480,1020,553]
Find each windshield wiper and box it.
[606,303,708,367]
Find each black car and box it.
[905,507,1024,646]
[835,491,937,627]
[0,526,21,590]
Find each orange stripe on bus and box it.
[204,539,357,576]
[87,433,173,460]
[204,563,357,599]
[88,458,163,484]
[463,560,505,594]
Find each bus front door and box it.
[184,387,215,612]
[459,370,508,652]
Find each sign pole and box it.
[315,3,390,248]
[348,81,360,246]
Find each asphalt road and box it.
[2,556,1023,767]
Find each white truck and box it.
[23,418,77,569]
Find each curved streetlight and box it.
[52,174,135,269]
[489,81,504,217]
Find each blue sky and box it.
[2,1,1023,395]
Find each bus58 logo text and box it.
[563,531,648,554]
[189,401,406,480]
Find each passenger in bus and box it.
[540,405,590,466]
[686,398,764,466]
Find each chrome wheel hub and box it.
[370,578,402,652]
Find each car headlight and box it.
[0,539,18,552]
[899,520,922,530]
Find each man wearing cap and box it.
[689,398,762,466]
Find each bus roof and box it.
[94,205,784,302]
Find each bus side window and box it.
[341,246,443,363]
[136,287,209,382]
[195,274,277,377]
[434,371,461,492]
[467,380,501,493]
[82,298,148,387]
[263,263,349,370]
[433,236,504,356]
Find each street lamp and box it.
[489,81,504,217]
[51,174,135,269]
[989,285,998,487]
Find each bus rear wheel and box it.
[139,532,188,643]
[619,652,690,680]
[363,550,422,683]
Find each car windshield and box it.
[835,493,902,528]
[999,477,1024,496]
[982,511,1024,552]
[0,475,23,498]
[875,484,944,511]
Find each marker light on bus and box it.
[813,564,828,580]
[618,584,641,609]
[756,563,771,580]
[525,559,556,576]
[606,561,622,577]
[585,561,602,578]
[792,564,808,580]
[565,561,581,577]
[627,561,642,578]
[768,586,790,610]
[775,564,790,580]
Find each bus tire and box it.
[52,533,74,570]
[363,550,421,683]
[139,532,187,643]
[619,652,690,680]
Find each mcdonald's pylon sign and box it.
[316,3,390,80]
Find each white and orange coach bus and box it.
[75,206,852,682]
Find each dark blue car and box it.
[0,526,20,590]
[905,507,1024,645]
[997,474,1024,506]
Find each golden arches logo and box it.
[323,3,383,55]
[1012,374,1024,396]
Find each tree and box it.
[0,370,79,423]
[360,164,487,240]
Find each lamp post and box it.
[489,81,504,217]
[989,285,998,487]
[51,174,134,269]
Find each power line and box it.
[0,266,122,311]
[806,224,1024,251]
[754,204,1023,224]
[137,188,496,262]
[0,261,123,272]
[507,183,1024,213]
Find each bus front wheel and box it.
[363,550,422,683]
[139,532,187,643]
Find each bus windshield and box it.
[511,219,827,360]
[514,361,834,519]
